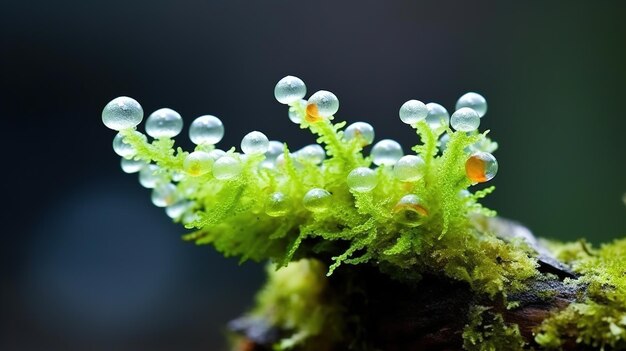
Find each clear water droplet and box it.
[274,76,307,105]
[139,164,163,189]
[183,151,213,177]
[241,131,269,155]
[465,152,498,183]
[347,167,377,192]
[306,90,339,121]
[102,96,143,131]
[145,108,183,138]
[439,133,450,152]
[425,103,450,130]
[393,155,425,182]
[288,100,307,124]
[265,192,290,217]
[399,100,428,124]
[213,156,242,180]
[393,194,427,227]
[456,92,487,117]
[120,157,145,173]
[371,139,403,166]
[451,107,480,132]
[189,115,224,145]
[344,122,375,146]
[294,144,325,164]
[112,133,136,158]
[303,188,331,212]
[151,183,178,207]
[166,200,193,220]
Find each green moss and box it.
[463,306,526,351]
[536,238,626,349]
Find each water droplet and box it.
[208,149,226,160]
[399,100,428,124]
[465,152,498,183]
[288,100,307,124]
[145,108,183,139]
[102,96,143,131]
[295,144,325,164]
[189,115,224,145]
[303,188,331,212]
[151,183,178,207]
[265,192,289,217]
[371,139,403,166]
[439,133,450,151]
[274,76,307,105]
[344,122,375,146]
[120,157,145,173]
[456,92,487,117]
[183,151,213,177]
[306,90,339,122]
[347,167,377,192]
[213,156,242,180]
[393,155,425,182]
[166,200,193,219]
[139,164,164,189]
[241,131,269,155]
[393,194,427,226]
[112,133,136,158]
[425,103,450,130]
[451,107,480,132]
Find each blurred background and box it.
[2,0,625,349]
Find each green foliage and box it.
[535,238,626,349]
[463,306,526,351]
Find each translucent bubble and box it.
[183,151,213,177]
[145,108,183,139]
[451,107,480,132]
[439,133,450,151]
[120,157,145,173]
[425,103,450,130]
[102,96,143,131]
[393,194,428,227]
[295,144,325,164]
[288,100,307,124]
[151,183,178,208]
[456,92,487,117]
[241,131,269,155]
[347,167,377,192]
[166,200,193,220]
[171,171,186,182]
[344,122,375,146]
[265,141,284,160]
[112,133,136,158]
[371,139,403,166]
[303,188,331,212]
[274,76,307,105]
[399,100,428,124]
[189,115,224,145]
[306,90,339,122]
[213,156,242,180]
[208,149,226,160]
[393,155,425,182]
[265,192,289,217]
[139,164,163,189]
[466,152,498,183]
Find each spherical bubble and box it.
[241,131,269,155]
[166,200,193,220]
[265,141,284,160]
[112,133,136,158]
[393,194,428,227]
[171,171,186,182]
[102,96,143,131]
[465,152,498,183]
[399,100,428,124]
[213,156,243,180]
[439,133,450,151]
[189,115,224,145]
[288,100,307,124]
[393,155,425,182]
[425,103,450,130]
[456,92,487,117]
[274,76,307,105]
[347,167,377,192]
[183,151,213,177]
[151,183,178,208]
[451,107,480,132]
[139,164,163,189]
[145,108,183,138]
[208,149,226,161]
[120,157,145,174]
[265,192,290,217]
[303,188,331,212]
[295,144,325,164]
[344,122,375,146]
[306,90,339,122]
[371,139,403,166]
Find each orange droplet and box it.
[465,155,488,183]
[305,103,323,123]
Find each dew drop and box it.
[399,100,428,124]
[451,107,480,132]
[183,151,213,177]
[151,183,178,208]
[456,92,487,117]
[274,76,307,105]
[306,90,339,122]
[120,157,145,174]
[344,122,375,146]
[145,108,183,139]
[393,194,428,227]
[294,144,325,164]
[139,164,164,189]
[102,96,143,131]
[288,100,307,124]
[465,152,498,183]
[425,103,450,130]
[347,167,377,193]
[241,131,270,155]
[112,133,136,158]
[303,188,332,212]
[213,156,243,180]
[371,139,403,166]
[393,155,425,182]
[265,192,290,217]
[189,115,224,145]
[166,200,193,220]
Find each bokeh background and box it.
[2,0,626,350]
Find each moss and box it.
[535,239,626,349]
[462,306,526,351]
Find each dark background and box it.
[2,0,626,350]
